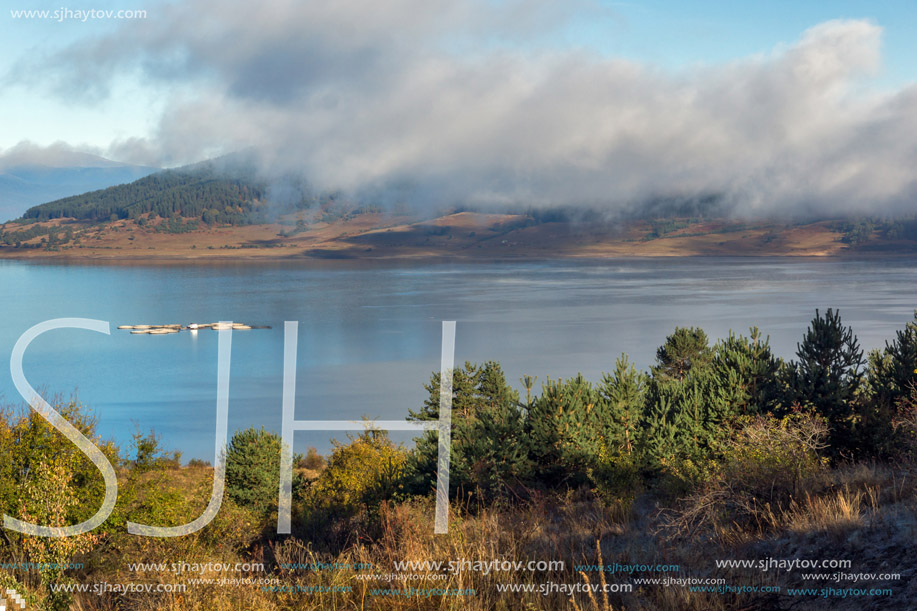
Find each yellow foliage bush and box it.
[299,429,407,547]
[305,429,406,512]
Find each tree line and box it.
[402,308,917,504]
[21,167,268,225]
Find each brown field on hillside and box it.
[1,213,912,261]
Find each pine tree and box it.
[639,390,679,471]
[871,311,917,407]
[527,375,609,485]
[712,327,784,417]
[599,355,647,457]
[224,427,285,515]
[861,311,917,457]
[405,362,529,501]
[642,328,740,484]
[790,308,864,457]
[653,327,714,381]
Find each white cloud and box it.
[0,141,107,169]
[11,0,917,216]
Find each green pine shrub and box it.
[653,326,714,381]
[406,361,531,502]
[589,356,648,501]
[787,308,865,458]
[644,328,785,492]
[861,311,917,457]
[527,374,610,486]
[224,427,286,516]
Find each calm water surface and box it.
[1,257,916,459]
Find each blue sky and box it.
[584,1,916,87]
[1,1,159,149]
[1,0,916,216]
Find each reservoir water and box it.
[2,257,916,459]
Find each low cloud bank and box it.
[9,1,917,216]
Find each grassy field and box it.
[0,212,909,260]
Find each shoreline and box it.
[3,248,917,266]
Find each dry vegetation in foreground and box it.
[25,457,910,611]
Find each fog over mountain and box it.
[0,142,157,222]
[7,1,917,216]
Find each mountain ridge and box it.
[0,152,158,222]
[4,158,917,260]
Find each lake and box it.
[1,257,916,460]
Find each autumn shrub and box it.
[0,572,37,611]
[130,428,181,472]
[589,447,642,507]
[19,461,101,610]
[299,429,407,548]
[85,460,265,611]
[723,412,828,499]
[297,447,325,471]
[0,399,120,528]
[0,398,119,609]
[665,412,829,539]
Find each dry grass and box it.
[7,459,912,610]
[1,214,891,261]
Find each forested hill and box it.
[21,160,278,225]
[10,155,917,259]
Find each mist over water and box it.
[1,257,915,460]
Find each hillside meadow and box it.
[5,209,917,261]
